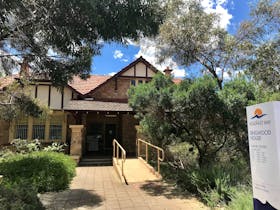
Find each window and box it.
[50,125,62,140]
[49,115,63,140]
[131,80,136,86]
[15,116,28,139]
[12,113,65,141]
[32,118,45,139]
[15,125,28,139]
[131,79,147,86]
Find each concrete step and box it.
[79,157,112,166]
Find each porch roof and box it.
[64,100,133,112]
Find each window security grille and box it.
[49,115,63,140]
[32,125,45,139]
[49,125,62,140]
[15,125,28,139]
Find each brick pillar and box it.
[69,125,84,162]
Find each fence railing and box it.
[113,139,126,177]
[137,138,165,174]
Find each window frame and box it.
[11,113,66,143]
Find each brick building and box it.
[0,57,180,160]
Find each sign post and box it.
[246,101,280,210]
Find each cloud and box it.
[108,72,116,76]
[121,58,129,62]
[113,50,124,59]
[201,0,233,29]
[134,38,186,78]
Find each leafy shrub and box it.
[43,142,67,152]
[0,147,14,160]
[0,151,76,192]
[9,139,67,154]
[168,142,199,169]
[227,188,253,210]
[161,162,251,208]
[11,139,41,153]
[0,181,44,210]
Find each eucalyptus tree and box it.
[236,0,280,90]
[157,0,235,89]
[0,0,163,119]
[0,0,163,85]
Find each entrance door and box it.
[105,124,116,149]
[86,123,103,154]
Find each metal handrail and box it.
[137,138,165,174]
[113,139,126,177]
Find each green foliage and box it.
[0,81,47,120]
[173,76,231,165]
[0,0,163,85]
[0,151,76,192]
[0,181,44,210]
[219,76,259,161]
[43,142,67,153]
[11,139,41,154]
[130,75,260,166]
[227,188,253,210]
[237,0,280,90]
[5,139,67,154]
[161,161,251,208]
[167,142,199,169]
[129,73,175,146]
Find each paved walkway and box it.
[39,166,208,210]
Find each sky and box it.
[91,0,251,78]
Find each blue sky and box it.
[92,0,251,78]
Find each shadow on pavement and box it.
[39,188,104,209]
[139,180,193,200]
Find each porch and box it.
[65,100,138,160]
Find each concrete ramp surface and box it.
[123,158,161,183]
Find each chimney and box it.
[19,57,30,77]
[164,67,173,77]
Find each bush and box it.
[0,181,44,210]
[160,161,251,208]
[227,188,253,210]
[11,139,41,153]
[168,142,199,169]
[9,139,67,154]
[0,151,76,192]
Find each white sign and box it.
[246,101,280,209]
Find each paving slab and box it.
[39,166,208,210]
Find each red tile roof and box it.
[0,74,183,93]
[0,75,19,90]
[172,78,182,84]
[68,75,111,95]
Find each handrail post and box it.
[138,139,140,158]
[113,141,115,158]
[117,146,119,164]
[112,139,127,181]
[121,153,124,176]
[146,143,148,163]
[157,149,160,173]
[138,138,164,175]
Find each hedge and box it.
[0,151,76,192]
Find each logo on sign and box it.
[251,108,267,119]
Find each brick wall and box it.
[91,77,130,101]
[0,121,9,145]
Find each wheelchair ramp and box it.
[123,158,161,183]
